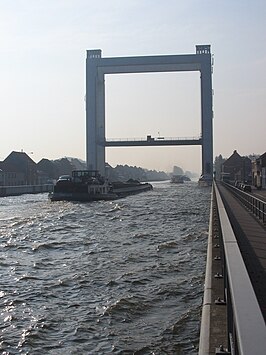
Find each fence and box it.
[222,182,266,224]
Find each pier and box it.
[199,182,266,354]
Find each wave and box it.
[0,182,210,354]
[103,296,150,319]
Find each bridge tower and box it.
[86,45,213,179]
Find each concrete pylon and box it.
[86,50,105,175]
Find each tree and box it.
[173,166,184,175]
[214,154,226,180]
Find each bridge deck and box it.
[217,183,266,320]
[105,137,202,147]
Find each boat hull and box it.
[49,183,153,202]
[49,192,118,202]
[113,183,153,196]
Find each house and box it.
[222,150,252,183]
[0,169,4,186]
[252,152,266,189]
[262,153,266,188]
[37,158,57,184]
[0,160,25,186]
[1,151,38,185]
[214,154,226,181]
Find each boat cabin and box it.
[72,170,105,185]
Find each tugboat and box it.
[49,170,153,202]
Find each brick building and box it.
[222,150,252,183]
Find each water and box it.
[0,181,211,354]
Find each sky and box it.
[1,0,266,174]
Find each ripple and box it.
[0,182,210,354]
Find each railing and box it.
[106,136,201,142]
[199,182,266,354]
[221,182,266,224]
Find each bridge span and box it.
[105,136,202,147]
[199,182,266,354]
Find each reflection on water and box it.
[0,181,211,354]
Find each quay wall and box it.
[199,184,227,354]
[0,184,53,197]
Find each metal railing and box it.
[221,182,266,224]
[105,136,201,142]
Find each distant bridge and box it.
[105,136,202,147]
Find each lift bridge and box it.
[86,45,213,180]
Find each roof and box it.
[223,150,243,167]
[2,151,37,173]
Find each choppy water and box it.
[0,181,211,354]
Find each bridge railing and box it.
[105,136,201,142]
[221,182,266,224]
[199,182,266,355]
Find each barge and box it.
[49,170,152,202]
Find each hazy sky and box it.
[1,0,265,174]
